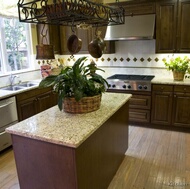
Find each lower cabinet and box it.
[129,94,151,123]
[107,90,151,123]
[151,84,190,128]
[16,87,58,121]
[151,84,173,125]
[172,85,190,127]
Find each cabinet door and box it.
[37,24,60,54]
[36,91,55,113]
[17,97,37,121]
[60,26,93,55]
[151,85,173,125]
[172,92,190,127]
[77,27,93,54]
[156,0,177,53]
[176,0,190,53]
[59,26,71,55]
[49,25,61,54]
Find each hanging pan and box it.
[67,24,82,56]
[88,30,106,58]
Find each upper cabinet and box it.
[59,25,115,55]
[37,24,115,56]
[177,0,190,53]
[156,0,190,53]
[117,0,156,16]
[37,24,61,55]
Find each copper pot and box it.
[88,35,106,58]
[36,44,55,60]
[67,34,82,55]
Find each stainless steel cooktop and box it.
[107,74,155,92]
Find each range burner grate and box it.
[107,74,155,81]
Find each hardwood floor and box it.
[1,125,190,189]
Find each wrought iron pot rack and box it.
[18,0,125,27]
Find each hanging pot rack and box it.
[17,0,125,27]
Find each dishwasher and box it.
[0,96,18,152]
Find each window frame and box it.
[0,16,34,76]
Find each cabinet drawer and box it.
[129,109,150,123]
[129,95,151,109]
[174,85,190,93]
[152,84,173,92]
[16,87,52,101]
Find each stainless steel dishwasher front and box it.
[0,96,18,152]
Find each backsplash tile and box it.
[59,40,189,79]
[1,40,189,88]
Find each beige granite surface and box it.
[151,77,190,85]
[6,93,132,148]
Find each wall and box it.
[0,38,189,88]
[59,40,188,79]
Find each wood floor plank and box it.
[1,126,190,189]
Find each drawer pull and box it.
[184,88,186,91]
[0,131,6,136]
[0,101,14,108]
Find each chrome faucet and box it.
[10,74,20,86]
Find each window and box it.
[0,17,32,74]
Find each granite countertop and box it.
[6,93,132,148]
[151,77,190,85]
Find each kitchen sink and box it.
[18,82,38,87]
[2,86,26,91]
[1,81,39,91]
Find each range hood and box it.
[104,14,155,41]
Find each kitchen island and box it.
[6,93,131,189]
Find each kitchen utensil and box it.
[67,34,82,55]
[88,31,106,58]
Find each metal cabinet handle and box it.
[0,101,14,108]
[0,131,6,136]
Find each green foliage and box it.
[163,56,190,72]
[39,57,108,111]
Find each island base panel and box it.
[11,102,129,189]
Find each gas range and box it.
[106,74,155,92]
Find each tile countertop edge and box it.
[151,77,190,85]
[6,93,132,148]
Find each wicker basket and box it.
[173,71,185,81]
[63,95,101,113]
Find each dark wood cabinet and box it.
[151,84,173,125]
[59,25,115,55]
[107,90,151,123]
[129,94,151,123]
[172,85,190,127]
[156,0,190,53]
[36,24,61,54]
[116,1,156,16]
[16,87,58,121]
[151,84,190,128]
[176,0,190,53]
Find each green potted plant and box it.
[39,56,108,113]
[163,56,190,81]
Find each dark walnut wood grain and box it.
[11,102,129,189]
[156,0,190,53]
